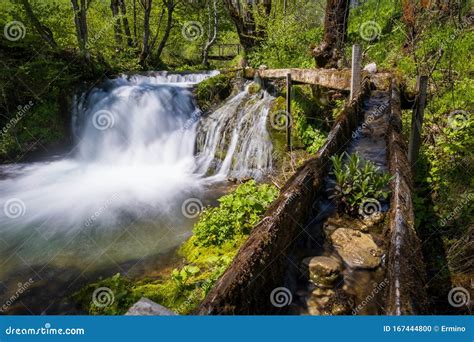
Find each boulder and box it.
[330,228,382,269]
[302,256,342,288]
[125,298,176,316]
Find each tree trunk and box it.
[71,0,88,55]
[133,0,138,44]
[155,0,176,60]
[119,0,134,47]
[139,0,152,66]
[19,0,58,49]
[202,0,218,67]
[223,0,269,52]
[312,0,350,68]
[110,0,123,47]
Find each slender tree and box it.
[71,0,89,56]
[202,0,218,68]
[155,0,179,60]
[111,0,123,47]
[119,0,134,47]
[19,0,58,49]
[139,0,152,66]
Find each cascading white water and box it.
[196,84,274,180]
[0,72,275,286]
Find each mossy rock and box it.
[248,82,261,95]
[195,73,234,111]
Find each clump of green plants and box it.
[329,152,392,217]
[193,180,279,246]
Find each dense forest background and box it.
[0,0,472,313]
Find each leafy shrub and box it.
[329,153,392,217]
[193,180,279,246]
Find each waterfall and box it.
[196,84,274,180]
[0,72,274,235]
[0,71,276,295]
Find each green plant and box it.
[193,180,279,246]
[330,153,392,217]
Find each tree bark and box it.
[19,0,58,49]
[139,0,152,66]
[110,0,123,46]
[71,0,88,55]
[133,0,138,44]
[119,0,134,47]
[202,0,218,67]
[155,0,176,60]
[312,0,350,68]
[222,0,270,52]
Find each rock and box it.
[306,289,352,315]
[302,256,342,288]
[363,63,377,73]
[125,297,176,316]
[360,212,385,228]
[330,228,382,269]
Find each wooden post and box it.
[350,44,362,101]
[408,75,428,169]
[286,72,292,151]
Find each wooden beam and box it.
[244,68,352,91]
[286,72,292,151]
[408,75,428,170]
[350,44,362,100]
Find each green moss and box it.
[247,82,261,95]
[195,73,234,111]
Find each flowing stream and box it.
[0,71,274,313]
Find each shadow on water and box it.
[0,248,181,315]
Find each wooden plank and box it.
[286,73,292,151]
[350,44,362,100]
[408,75,428,169]
[245,68,352,91]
